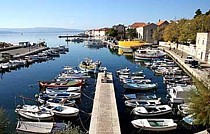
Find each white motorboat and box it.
[42,104,79,117]
[134,49,166,60]
[132,105,172,116]
[124,83,158,91]
[40,92,81,100]
[123,93,157,100]
[131,119,177,131]
[15,105,54,121]
[79,58,101,73]
[45,98,76,107]
[16,121,67,134]
[45,86,81,94]
[125,98,161,108]
[116,67,130,75]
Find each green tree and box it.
[126,28,137,39]
[105,28,118,38]
[188,80,210,125]
[163,21,179,42]
[205,10,210,15]
[194,9,202,18]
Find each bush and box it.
[0,107,9,133]
[56,122,86,134]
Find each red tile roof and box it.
[157,20,169,26]
[129,22,146,28]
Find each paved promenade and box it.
[160,46,210,88]
[0,46,48,62]
[89,72,121,134]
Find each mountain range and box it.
[0,27,84,34]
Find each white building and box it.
[195,33,210,63]
[129,22,157,43]
[85,28,108,37]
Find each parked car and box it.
[190,60,199,68]
[184,56,193,64]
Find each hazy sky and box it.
[0,0,209,30]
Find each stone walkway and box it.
[89,72,121,134]
[0,46,48,62]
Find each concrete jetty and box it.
[0,46,49,62]
[89,72,121,134]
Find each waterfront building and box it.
[129,22,157,43]
[195,33,210,63]
[128,22,146,40]
[113,24,126,39]
[85,28,109,38]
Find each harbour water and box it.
[0,33,200,133]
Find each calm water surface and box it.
[0,33,196,133]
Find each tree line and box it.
[155,9,210,44]
[106,9,210,44]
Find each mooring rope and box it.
[81,90,94,101]
[74,103,91,116]
[77,110,89,133]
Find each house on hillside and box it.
[113,24,126,39]
[195,33,210,63]
[129,22,157,43]
[155,20,169,43]
[129,22,146,40]
[157,20,169,28]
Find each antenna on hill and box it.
[174,16,177,21]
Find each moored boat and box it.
[79,58,101,73]
[38,79,83,89]
[44,98,76,107]
[134,49,166,60]
[124,83,158,91]
[16,121,67,134]
[124,98,161,108]
[132,105,172,116]
[42,104,79,117]
[15,105,54,121]
[131,119,177,131]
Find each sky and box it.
[0,0,210,30]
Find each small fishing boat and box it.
[79,58,101,73]
[116,67,130,75]
[16,121,67,134]
[123,93,157,100]
[38,79,83,89]
[40,92,81,100]
[42,104,79,117]
[134,49,166,60]
[45,98,76,107]
[125,98,161,108]
[132,105,172,116]
[124,83,157,91]
[131,119,177,131]
[122,78,151,84]
[45,86,81,94]
[15,105,54,121]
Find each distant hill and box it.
[0,27,84,34]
